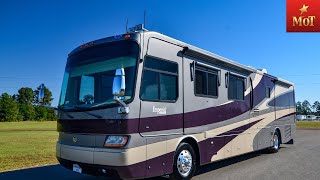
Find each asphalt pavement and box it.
[1,130,319,180]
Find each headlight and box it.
[104,135,128,147]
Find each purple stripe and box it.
[106,152,175,179]
[139,114,183,133]
[199,118,264,164]
[57,119,139,134]
[275,112,296,121]
[184,76,270,128]
[60,112,294,179]
[184,95,251,128]
[115,118,265,178]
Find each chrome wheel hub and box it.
[177,150,192,177]
[273,134,279,150]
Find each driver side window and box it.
[140,57,178,102]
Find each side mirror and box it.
[38,84,45,103]
[112,68,126,97]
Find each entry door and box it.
[139,38,183,136]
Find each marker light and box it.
[85,43,89,47]
[124,34,131,39]
[90,42,94,45]
[104,136,128,147]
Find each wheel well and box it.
[275,128,282,144]
[181,137,200,166]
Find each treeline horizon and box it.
[0,85,57,122]
[296,100,320,116]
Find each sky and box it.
[0,0,320,106]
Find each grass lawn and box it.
[0,121,58,172]
[296,120,320,129]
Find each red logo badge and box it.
[287,0,320,32]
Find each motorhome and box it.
[54,25,296,179]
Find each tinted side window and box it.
[140,70,159,100]
[228,74,245,100]
[208,73,218,96]
[195,66,218,97]
[195,70,207,95]
[140,57,178,101]
[144,57,178,73]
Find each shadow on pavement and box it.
[0,164,165,180]
[0,150,269,180]
[196,150,264,176]
[0,164,104,180]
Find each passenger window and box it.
[195,70,207,95]
[140,57,178,101]
[228,74,245,100]
[195,66,218,97]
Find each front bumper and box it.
[57,157,120,177]
[56,142,146,179]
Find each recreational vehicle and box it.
[53,25,296,179]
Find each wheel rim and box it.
[177,149,193,177]
[273,134,279,150]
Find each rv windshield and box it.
[59,41,139,110]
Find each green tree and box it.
[47,109,58,121]
[34,85,54,106]
[296,101,302,114]
[33,85,58,121]
[17,87,34,105]
[34,106,48,121]
[19,104,36,121]
[312,101,320,116]
[16,87,36,120]
[0,93,20,121]
[301,100,312,115]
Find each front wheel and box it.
[268,131,280,153]
[170,143,197,180]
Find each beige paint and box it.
[210,108,291,162]
[245,73,263,96]
[60,144,94,164]
[58,107,292,167]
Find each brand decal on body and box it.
[153,106,167,115]
[73,136,77,143]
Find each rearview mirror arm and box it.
[114,96,129,114]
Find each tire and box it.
[170,143,197,180]
[268,131,280,153]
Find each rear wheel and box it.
[268,131,280,153]
[170,143,197,180]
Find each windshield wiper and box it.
[83,111,102,118]
[57,106,74,119]
[72,105,103,119]
[90,99,115,108]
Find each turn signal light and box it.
[104,135,128,147]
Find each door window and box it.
[140,57,178,102]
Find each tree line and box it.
[0,85,57,122]
[296,100,320,116]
